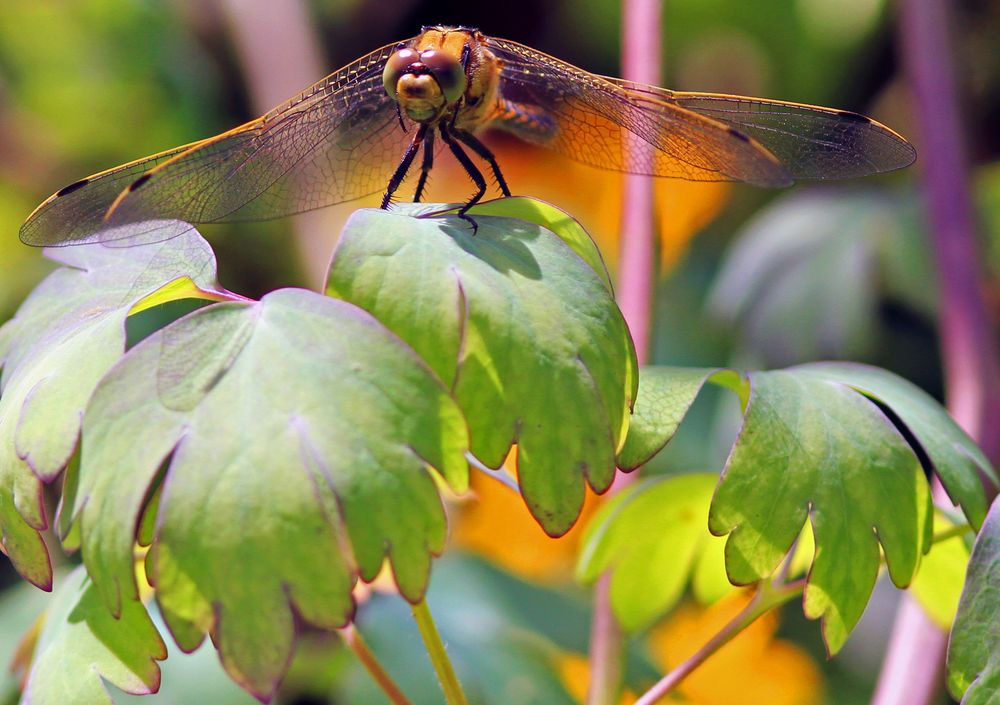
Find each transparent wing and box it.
[485,37,914,186]
[486,37,792,187]
[21,39,415,246]
[19,143,207,246]
[609,80,917,180]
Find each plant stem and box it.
[615,0,663,362]
[411,599,468,705]
[873,1,1000,703]
[931,522,972,544]
[340,624,414,705]
[587,2,663,703]
[632,580,805,705]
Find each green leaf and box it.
[709,370,932,654]
[794,362,996,529]
[576,473,727,632]
[947,498,1000,704]
[326,202,637,536]
[117,601,262,705]
[72,288,467,700]
[19,565,166,705]
[909,511,970,629]
[0,227,230,588]
[617,367,718,469]
[461,197,614,293]
[603,364,992,651]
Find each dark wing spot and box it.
[727,127,751,143]
[130,173,153,191]
[835,109,872,124]
[55,178,89,197]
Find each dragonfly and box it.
[20,25,916,245]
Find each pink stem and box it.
[218,0,337,290]
[616,0,662,362]
[586,2,662,704]
[873,1,1000,703]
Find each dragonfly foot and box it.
[458,211,479,235]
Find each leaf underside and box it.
[20,565,166,705]
[0,227,228,589]
[70,288,468,699]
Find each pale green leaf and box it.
[617,367,718,470]
[72,289,468,699]
[20,565,165,705]
[795,362,996,529]
[0,227,229,589]
[577,473,723,632]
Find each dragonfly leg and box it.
[439,124,485,234]
[413,129,436,203]
[453,129,512,197]
[381,123,427,209]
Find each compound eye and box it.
[419,49,467,104]
[382,48,419,99]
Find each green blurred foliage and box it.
[565,0,891,103]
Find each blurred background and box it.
[1,0,998,704]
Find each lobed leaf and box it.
[947,498,1000,704]
[326,201,637,536]
[615,366,988,653]
[616,367,718,470]
[0,225,231,589]
[710,370,932,654]
[19,565,166,705]
[71,288,467,700]
[576,473,727,632]
[792,362,996,529]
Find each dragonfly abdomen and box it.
[492,98,557,140]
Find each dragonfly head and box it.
[383,47,468,122]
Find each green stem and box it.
[340,624,413,705]
[931,522,971,544]
[632,579,806,705]
[411,599,468,705]
[629,514,960,705]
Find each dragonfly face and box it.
[383,30,472,123]
[20,26,917,247]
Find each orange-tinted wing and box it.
[485,37,914,186]
[19,142,210,246]
[21,39,414,247]
[610,80,917,180]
